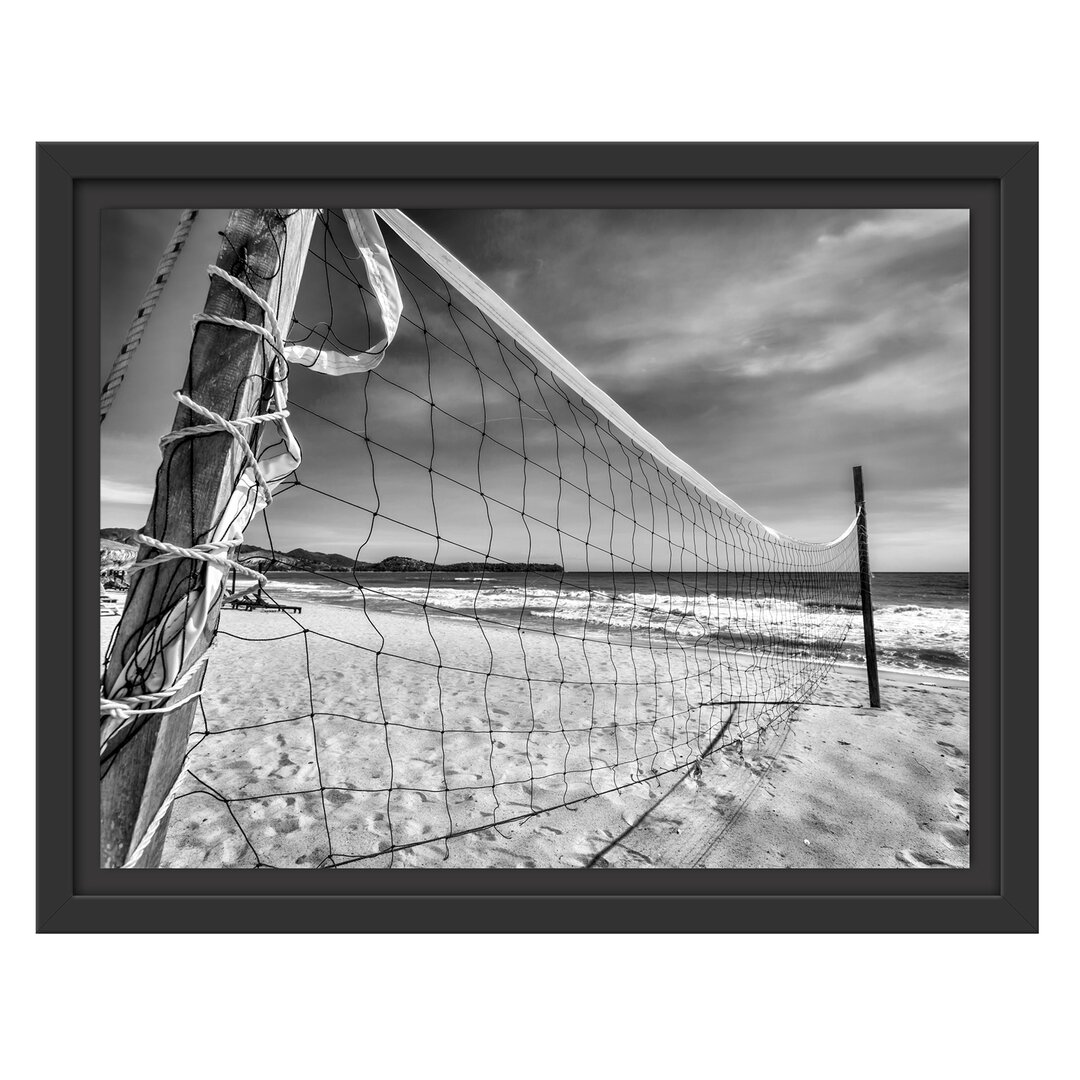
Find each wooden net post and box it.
[100,209,317,868]
[852,465,881,709]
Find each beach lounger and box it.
[224,588,301,614]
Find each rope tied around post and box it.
[103,259,296,745]
[159,390,289,506]
[128,533,268,587]
[100,654,211,759]
[127,260,299,588]
[192,263,287,357]
[100,653,209,723]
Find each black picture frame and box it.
[38,142,1037,933]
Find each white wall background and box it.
[4,3,1068,1076]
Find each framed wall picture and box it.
[37,142,1037,932]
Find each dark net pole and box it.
[853,465,881,708]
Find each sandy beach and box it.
[101,594,969,869]
[579,663,970,870]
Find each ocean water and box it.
[261,570,970,679]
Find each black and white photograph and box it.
[12,0,1059,1064]
[98,205,971,871]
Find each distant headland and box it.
[100,529,562,575]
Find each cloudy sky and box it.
[101,206,968,571]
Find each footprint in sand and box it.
[896,849,960,868]
[560,851,594,867]
[745,756,774,776]
[934,742,969,774]
[613,847,655,867]
[948,788,970,825]
[919,821,969,849]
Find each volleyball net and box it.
[101,208,861,868]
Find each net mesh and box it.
[104,209,862,868]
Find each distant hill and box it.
[237,547,562,574]
[102,531,561,574]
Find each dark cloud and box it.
[101,208,968,569]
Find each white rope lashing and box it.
[128,533,269,588]
[100,262,291,734]
[100,654,210,738]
